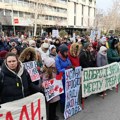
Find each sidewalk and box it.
[57,87,120,120]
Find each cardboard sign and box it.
[44,78,64,101]
[24,61,40,82]
[0,93,46,120]
[64,67,82,119]
[82,62,120,98]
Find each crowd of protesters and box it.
[0,33,120,120]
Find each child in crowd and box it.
[42,57,60,120]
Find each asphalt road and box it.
[57,86,120,120]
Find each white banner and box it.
[82,62,120,98]
[64,67,82,119]
[0,93,46,120]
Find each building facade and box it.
[0,0,96,35]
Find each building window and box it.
[45,16,48,20]
[19,11,23,17]
[4,0,10,3]
[13,11,18,17]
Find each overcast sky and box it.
[96,0,113,11]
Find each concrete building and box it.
[0,0,96,36]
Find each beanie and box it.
[59,44,68,54]
[43,57,55,67]
[49,45,56,52]
[42,42,49,49]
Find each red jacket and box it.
[68,53,80,67]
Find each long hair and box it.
[43,65,56,79]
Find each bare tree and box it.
[96,0,120,34]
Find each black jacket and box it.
[0,62,41,104]
[80,49,96,68]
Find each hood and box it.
[1,61,24,78]
[69,43,81,57]
[19,47,37,62]
[109,38,119,49]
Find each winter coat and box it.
[0,61,42,104]
[38,47,49,60]
[68,43,80,67]
[49,53,57,60]
[80,49,96,68]
[19,47,40,85]
[107,39,120,64]
[107,49,120,64]
[42,70,60,103]
[55,54,72,103]
[97,52,108,67]
[19,47,37,62]
[0,41,9,51]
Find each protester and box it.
[38,40,50,60]
[19,47,37,63]
[49,45,57,59]
[0,37,9,51]
[55,44,72,113]
[97,46,108,96]
[0,52,42,104]
[68,43,81,67]
[0,50,8,66]
[54,38,61,53]
[9,47,19,56]
[42,57,60,120]
[80,42,96,68]
[107,38,120,64]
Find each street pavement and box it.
[57,86,120,120]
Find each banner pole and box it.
[116,84,118,93]
[82,98,84,110]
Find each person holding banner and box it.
[55,44,72,113]
[107,38,120,64]
[0,52,42,104]
[80,42,96,68]
[97,46,108,96]
[42,57,60,120]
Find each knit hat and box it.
[43,57,55,67]
[49,45,56,52]
[100,37,106,45]
[42,42,49,49]
[59,44,68,53]
[29,40,36,47]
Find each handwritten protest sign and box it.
[44,78,64,101]
[82,62,120,98]
[0,93,46,120]
[64,67,82,119]
[24,61,40,82]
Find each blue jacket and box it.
[55,55,72,103]
[0,41,9,51]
